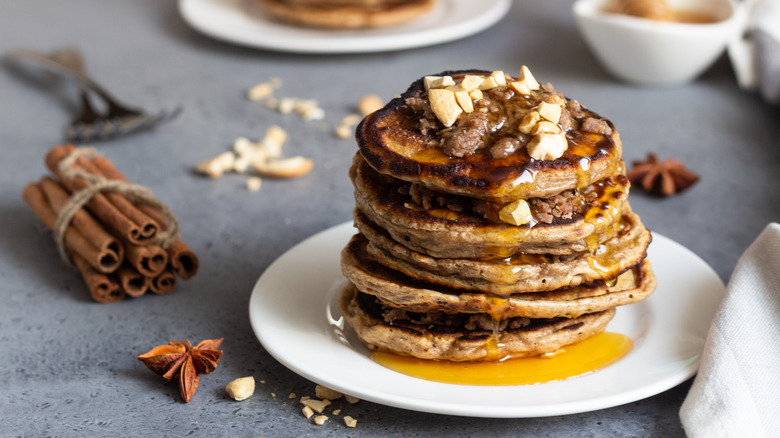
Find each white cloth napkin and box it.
[680,223,780,438]
[729,0,780,103]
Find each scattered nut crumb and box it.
[225,377,255,401]
[254,156,313,178]
[313,415,328,426]
[271,392,276,398]
[341,114,362,126]
[300,395,310,402]
[289,393,297,399]
[260,380,266,384]
[246,177,262,192]
[332,409,341,416]
[344,416,357,428]
[301,106,325,121]
[344,395,360,404]
[334,113,362,139]
[195,151,235,178]
[334,125,353,139]
[195,125,313,183]
[358,94,383,116]
[300,398,331,413]
[302,406,314,419]
[315,385,343,401]
[247,77,281,101]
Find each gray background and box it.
[1,0,778,436]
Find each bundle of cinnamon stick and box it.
[22,145,199,303]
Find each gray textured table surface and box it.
[1,1,779,437]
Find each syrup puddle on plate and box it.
[371,332,632,386]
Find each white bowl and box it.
[573,0,743,86]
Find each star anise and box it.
[627,153,699,197]
[137,338,223,402]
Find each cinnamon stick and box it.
[72,253,124,303]
[164,239,199,280]
[45,145,151,245]
[137,204,199,280]
[22,183,121,274]
[37,176,124,270]
[150,269,177,295]
[74,153,159,242]
[90,155,199,280]
[117,264,151,298]
[124,243,168,277]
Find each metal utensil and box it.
[3,48,181,142]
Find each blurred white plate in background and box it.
[179,0,511,53]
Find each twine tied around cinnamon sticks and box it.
[53,147,179,264]
[23,145,199,303]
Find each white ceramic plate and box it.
[249,222,725,417]
[178,0,512,53]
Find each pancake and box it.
[341,234,656,318]
[356,208,652,292]
[352,153,629,257]
[340,285,616,361]
[341,66,657,364]
[357,69,623,203]
[257,0,435,29]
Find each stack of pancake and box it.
[340,68,656,362]
[257,0,435,29]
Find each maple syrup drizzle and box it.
[371,332,632,386]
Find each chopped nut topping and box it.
[546,95,566,106]
[332,409,341,416]
[424,75,455,90]
[302,406,314,419]
[460,75,484,90]
[454,91,474,113]
[531,121,562,135]
[344,416,358,428]
[478,75,500,90]
[510,65,540,95]
[498,199,533,225]
[491,70,507,86]
[537,100,563,124]
[527,132,568,160]
[519,65,540,90]
[428,89,463,127]
[518,111,541,135]
[344,395,360,404]
[313,415,328,426]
